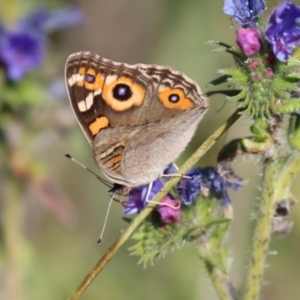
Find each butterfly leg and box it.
[160,163,191,180]
[144,181,180,210]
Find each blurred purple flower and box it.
[157,196,181,224]
[223,0,266,27]
[236,27,261,56]
[265,0,300,62]
[18,7,84,33]
[124,179,163,215]
[0,30,44,81]
[0,7,83,81]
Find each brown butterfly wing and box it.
[65,51,155,144]
[65,51,209,186]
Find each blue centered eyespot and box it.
[113,84,132,101]
[85,74,95,83]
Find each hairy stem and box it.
[274,154,300,200]
[199,219,236,299]
[204,260,236,300]
[244,157,276,300]
[68,109,241,300]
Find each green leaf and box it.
[277,99,300,114]
[129,195,230,267]
[228,88,247,102]
[206,89,242,97]
[207,75,231,86]
[219,68,247,84]
[283,73,300,81]
[274,77,300,92]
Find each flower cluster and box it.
[127,165,243,266]
[224,0,300,62]
[210,0,300,118]
[177,167,244,208]
[0,7,83,81]
[123,165,244,224]
[123,178,181,224]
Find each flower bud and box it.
[236,27,261,56]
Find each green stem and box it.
[244,157,276,300]
[68,109,242,300]
[2,178,23,300]
[199,219,236,299]
[203,260,236,300]
[274,154,300,200]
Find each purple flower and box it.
[157,196,181,224]
[177,167,244,208]
[0,7,83,81]
[200,167,243,208]
[163,163,178,177]
[265,0,300,62]
[0,30,44,81]
[18,7,84,34]
[236,27,261,56]
[124,179,163,215]
[223,0,266,27]
[177,168,201,205]
[124,164,182,215]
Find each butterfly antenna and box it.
[97,191,115,245]
[64,153,112,188]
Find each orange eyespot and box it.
[158,88,194,110]
[76,67,104,91]
[102,76,145,111]
[86,73,104,91]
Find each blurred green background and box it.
[1,0,300,299]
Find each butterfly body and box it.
[65,51,208,187]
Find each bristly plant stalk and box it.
[244,153,277,300]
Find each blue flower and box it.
[265,0,300,62]
[124,179,163,215]
[0,7,83,81]
[177,167,244,208]
[200,167,244,207]
[223,0,266,27]
[177,168,201,205]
